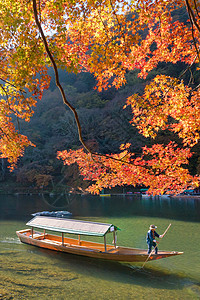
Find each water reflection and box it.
[24,245,193,291]
[0,194,199,222]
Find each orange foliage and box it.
[1,0,200,193]
[57,142,198,195]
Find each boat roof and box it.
[26,216,119,237]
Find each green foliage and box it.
[125,70,143,86]
[75,92,108,108]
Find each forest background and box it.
[0,3,200,195]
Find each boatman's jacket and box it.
[146,230,160,245]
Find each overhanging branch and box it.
[32,0,92,155]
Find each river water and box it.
[0,194,200,299]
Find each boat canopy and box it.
[26,216,120,237]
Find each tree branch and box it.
[185,0,200,63]
[32,0,136,171]
[32,0,92,155]
[0,76,26,93]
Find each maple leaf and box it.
[0,0,200,194]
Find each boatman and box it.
[146,225,163,254]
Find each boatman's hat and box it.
[150,224,157,229]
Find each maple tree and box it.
[0,0,200,193]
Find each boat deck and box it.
[18,229,180,256]
[19,229,118,252]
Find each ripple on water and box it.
[0,237,21,244]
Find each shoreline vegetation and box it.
[0,182,199,199]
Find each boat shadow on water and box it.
[26,245,199,292]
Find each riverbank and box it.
[0,181,200,200]
[170,194,200,200]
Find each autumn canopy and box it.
[0,0,200,194]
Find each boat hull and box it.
[16,229,183,263]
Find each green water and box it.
[0,194,200,299]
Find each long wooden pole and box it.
[142,223,171,268]
[162,223,171,238]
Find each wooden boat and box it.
[16,216,183,263]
